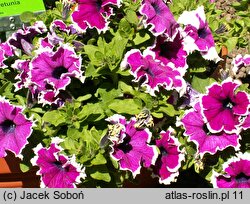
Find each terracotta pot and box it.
[0,152,40,188]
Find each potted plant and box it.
[0,0,249,188]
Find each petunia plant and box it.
[0,0,249,188]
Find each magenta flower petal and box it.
[181,102,240,156]
[109,116,158,177]
[0,42,14,68]
[0,98,34,158]
[211,153,250,188]
[140,0,179,38]
[32,138,86,188]
[201,81,250,133]
[71,0,120,33]
[153,128,184,184]
[30,45,84,95]
[241,112,250,130]
[123,49,185,96]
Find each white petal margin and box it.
[210,152,250,188]
[201,47,222,63]
[177,6,206,29]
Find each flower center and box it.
[159,40,181,60]
[198,27,208,39]
[222,98,234,109]
[143,66,155,77]
[117,135,132,153]
[151,2,161,14]
[159,146,168,156]
[52,66,68,79]
[96,0,102,11]
[235,172,250,183]
[53,160,64,170]
[0,119,16,133]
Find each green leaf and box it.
[20,163,30,173]
[108,99,141,115]
[133,32,151,45]
[225,37,238,52]
[20,11,35,23]
[125,10,138,25]
[91,152,107,165]
[90,170,111,182]
[191,76,216,94]
[43,110,67,126]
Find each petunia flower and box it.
[201,80,250,134]
[12,60,31,91]
[8,21,47,55]
[139,0,179,38]
[31,138,86,188]
[241,111,250,130]
[71,0,120,33]
[232,54,250,76]
[122,49,185,96]
[211,153,250,188]
[0,42,14,68]
[107,114,158,177]
[30,44,85,96]
[153,128,184,185]
[149,31,188,74]
[0,97,34,158]
[181,102,240,157]
[178,6,221,62]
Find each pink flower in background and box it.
[108,115,158,177]
[72,0,120,32]
[32,138,86,188]
[211,153,250,188]
[150,31,188,73]
[181,102,240,156]
[201,81,249,133]
[153,128,184,184]
[140,0,179,38]
[0,98,34,158]
[30,45,84,95]
[178,6,221,62]
[122,49,185,96]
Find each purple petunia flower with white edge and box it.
[31,138,86,188]
[30,44,85,96]
[107,114,158,177]
[211,153,250,188]
[139,0,179,38]
[153,127,184,185]
[71,0,121,33]
[0,97,34,158]
[149,31,188,74]
[0,42,14,68]
[8,21,47,55]
[181,102,240,157]
[201,80,250,134]
[122,49,185,96]
[12,60,31,91]
[178,6,221,63]
[232,54,250,75]
[241,110,250,130]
